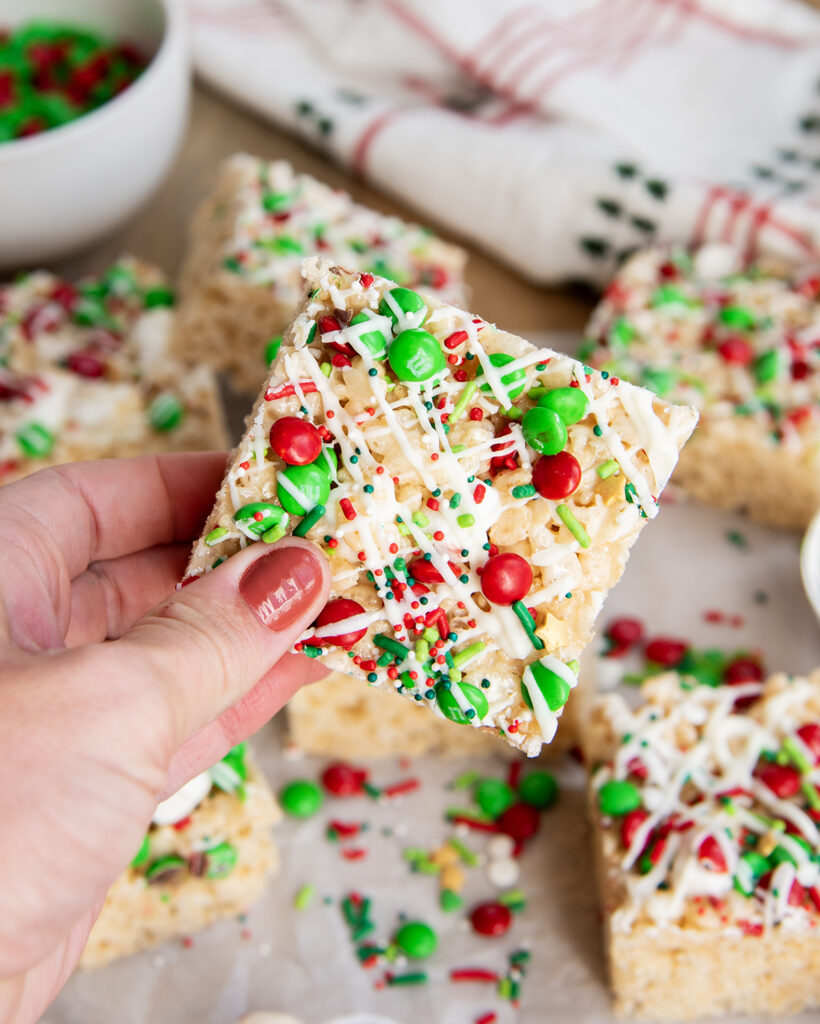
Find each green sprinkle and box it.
[130,835,150,869]
[448,836,480,867]
[386,972,428,986]
[719,305,756,331]
[293,503,326,537]
[512,484,536,499]
[413,511,429,528]
[294,883,315,910]
[449,380,477,424]
[302,644,322,658]
[321,361,332,377]
[452,770,480,789]
[596,459,620,479]
[498,888,527,909]
[415,638,430,663]
[726,529,749,550]
[452,641,486,667]
[556,504,591,548]
[457,513,476,528]
[754,350,781,383]
[370,636,406,664]
[262,524,287,544]
[144,286,175,308]
[802,780,820,811]
[449,493,462,509]
[512,601,545,650]
[593,424,603,437]
[782,736,812,775]
[205,527,229,546]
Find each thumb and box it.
[107,538,330,749]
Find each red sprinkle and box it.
[265,381,318,401]
[469,407,484,421]
[444,330,469,350]
[757,761,801,799]
[359,272,374,288]
[381,778,420,798]
[450,968,499,983]
[341,848,367,861]
[340,498,357,521]
[475,1014,498,1024]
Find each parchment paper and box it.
[45,332,820,1024]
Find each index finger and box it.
[0,452,227,581]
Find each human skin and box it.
[0,453,330,1024]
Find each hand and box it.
[0,453,330,1023]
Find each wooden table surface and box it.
[56,85,596,338]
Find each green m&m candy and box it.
[279,779,323,818]
[650,284,696,309]
[148,392,185,432]
[598,779,641,817]
[388,328,446,382]
[477,352,527,400]
[522,406,567,456]
[313,445,338,478]
[436,681,489,725]
[16,421,54,459]
[234,502,288,540]
[394,920,438,959]
[262,190,292,213]
[521,659,574,713]
[277,462,331,515]
[734,850,769,896]
[379,286,427,329]
[204,841,238,879]
[519,770,558,809]
[753,349,782,384]
[719,305,757,332]
[130,834,151,869]
[143,285,175,308]
[538,386,589,425]
[349,311,389,359]
[475,777,515,818]
[264,335,283,364]
[145,854,187,884]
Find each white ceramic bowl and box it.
[0,0,190,269]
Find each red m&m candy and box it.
[757,761,800,799]
[321,762,368,796]
[532,451,581,500]
[480,553,532,606]
[470,901,512,937]
[312,598,367,647]
[644,637,687,667]
[797,723,820,763]
[497,802,540,843]
[270,417,322,466]
[407,557,444,584]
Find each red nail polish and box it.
[239,546,323,631]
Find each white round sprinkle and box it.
[487,858,520,888]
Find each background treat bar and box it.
[582,244,820,529]
[586,670,820,1020]
[81,746,279,968]
[0,257,228,484]
[177,154,468,394]
[187,257,696,757]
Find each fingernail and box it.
[239,545,323,631]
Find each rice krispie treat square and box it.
[186,257,696,758]
[581,244,820,529]
[0,257,228,484]
[587,671,820,1020]
[81,745,279,968]
[177,154,467,394]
